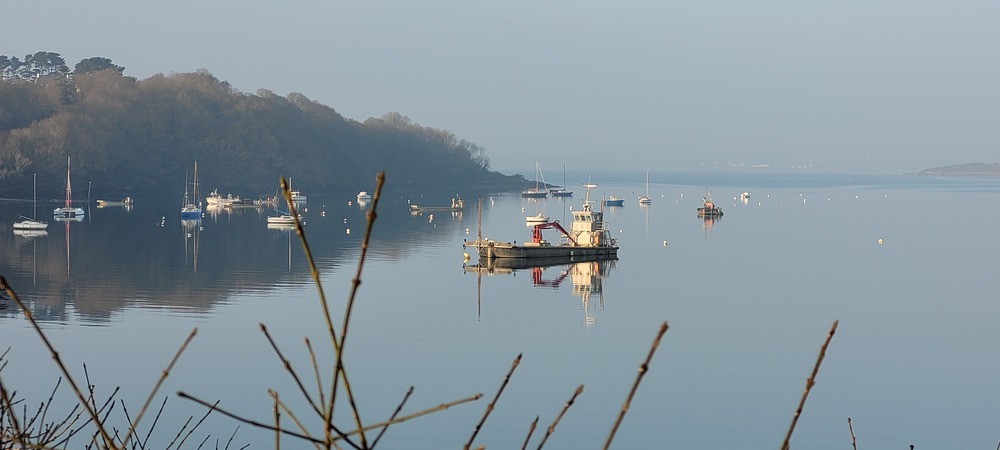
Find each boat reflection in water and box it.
[182,218,201,273]
[464,255,616,327]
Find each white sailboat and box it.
[14,173,49,230]
[521,162,548,198]
[180,161,202,219]
[53,157,85,219]
[638,169,652,205]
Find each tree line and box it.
[0,52,520,199]
[1,52,124,81]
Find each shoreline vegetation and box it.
[1,172,844,449]
[1,52,528,200]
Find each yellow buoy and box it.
[463,253,471,262]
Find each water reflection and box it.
[181,218,201,273]
[464,256,617,327]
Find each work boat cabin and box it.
[568,203,613,247]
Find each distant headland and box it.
[917,163,1000,176]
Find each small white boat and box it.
[288,177,307,203]
[53,157,85,219]
[357,191,372,200]
[267,212,298,225]
[525,212,550,224]
[206,189,239,207]
[97,197,134,207]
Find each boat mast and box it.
[64,157,71,208]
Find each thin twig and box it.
[259,324,322,417]
[0,276,116,449]
[177,391,359,450]
[370,386,414,448]
[333,393,484,441]
[141,396,170,449]
[121,328,199,448]
[536,385,584,450]
[273,391,280,450]
[174,399,219,450]
[465,353,522,450]
[304,338,326,412]
[0,375,27,449]
[520,416,539,450]
[848,417,857,450]
[780,320,839,450]
[603,321,669,450]
[267,389,323,450]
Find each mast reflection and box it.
[182,218,201,273]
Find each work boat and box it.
[465,183,618,260]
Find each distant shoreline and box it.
[917,162,1000,176]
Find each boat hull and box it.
[469,242,618,260]
[53,207,85,218]
[13,220,48,230]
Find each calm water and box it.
[2,171,1000,449]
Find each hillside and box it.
[0,68,525,199]
[917,162,1000,176]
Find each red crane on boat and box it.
[530,221,577,245]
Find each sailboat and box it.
[521,162,548,198]
[550,164,573,197]
[14,173,49,231]
[638,169,652,205]
[53,157,85,219]
[180,161,202,219]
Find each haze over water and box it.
[2,170,999,449]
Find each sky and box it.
[6,1,999,175]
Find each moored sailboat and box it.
[14,173,49,230]
[180,161,202,219]
[638,169,652,205]
[53,157,85,219]
[521,162,549,198]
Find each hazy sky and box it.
[7,1,999,174]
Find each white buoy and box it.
[346,228,350,234]
[663,240,668,246]
[877,238,883,245]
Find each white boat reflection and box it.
[182,218,201,273]
[464,255,616,327]
[13,229,48,238]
